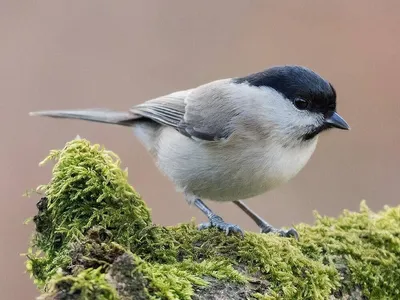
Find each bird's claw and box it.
[261,225,299,240]
[199,215,244,237]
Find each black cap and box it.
[234,65,337,116]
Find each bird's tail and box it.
[29,109,140,126]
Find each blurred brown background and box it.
[1,1,399,298]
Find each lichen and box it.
[25,138,400,300]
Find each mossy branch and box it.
[25,138,400,300]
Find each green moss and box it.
[44,267,119,300]
[25,138,400,300]
[27,138,151,286]
[296,202,400,299]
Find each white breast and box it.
[154,127,318,202]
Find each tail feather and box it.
[29,109,139,126]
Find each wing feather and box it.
[130,79,237,141]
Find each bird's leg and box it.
[233,200,299,240]
[194,198,244,236]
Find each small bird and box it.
[30,65,350,239]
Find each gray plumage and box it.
[30,65,349,237]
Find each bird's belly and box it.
[196,172,281,202]
[154,128,317,202]
[190,155,308,201]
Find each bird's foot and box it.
[199,215,244,237]
[260,223,299,240]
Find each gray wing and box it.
[130,90,188,128]
[130,79,237,141]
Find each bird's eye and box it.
[294,98,309,110]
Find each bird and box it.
[30,65,350,239]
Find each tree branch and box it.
[25,138,400,300]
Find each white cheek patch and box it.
[217,83,325,144]
[232,85,324,141]
[295,110,324,128]
[258,88,323,127]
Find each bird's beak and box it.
[324,112,350,130]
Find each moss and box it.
[42,268,119,300]
[106,253,150,300]
[25,138,400,299]
[296,203,400,299]
[27,138,151,287]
